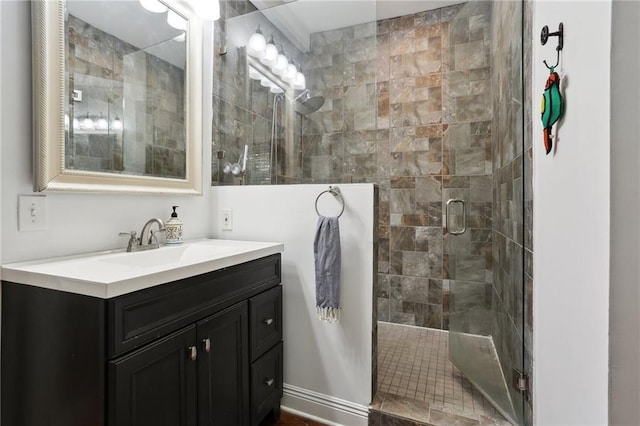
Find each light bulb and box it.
[270,85,284,94]
[73,118,80,130]
[173,32,186,43]
[293,71,306,90]
[260,38,278,68]
[283,63,297,83]
[112,115,123,130]
[64,113,70,130]
[273,53,288,76]
[167,10,187,31]
[193,0,220,21]
[249,67,263,81]
[260,77,272,88]
[81,114,95,130]
[139,0,167,13]
[247,27,266,59]
[96,114,108,130]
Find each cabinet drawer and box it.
[250,342,283,425]
[108,255,281,357]
[249,285,282,361]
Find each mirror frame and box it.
[32,0,203,194]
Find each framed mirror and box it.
[32,0,203,194]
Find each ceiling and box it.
[249,0,465,52]
[67,1,187,69]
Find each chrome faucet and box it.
[119,218,166,252]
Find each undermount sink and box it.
[1,239,284,298]
[98,242,228,268]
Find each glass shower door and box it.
[446,0,525,424]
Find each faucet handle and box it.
[119,231,138,252]
[149,228,165,244]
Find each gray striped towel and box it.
[313,216,341,322]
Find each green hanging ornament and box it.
[540,67,564,154]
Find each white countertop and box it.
[1,239,284,299]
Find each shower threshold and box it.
[372,322,513,425]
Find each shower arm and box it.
[293,89,310,102]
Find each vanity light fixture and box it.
[261,36,278,68]
[247,26,266,59]
[81,113,95,131]
[249,67,263,81]
[247,34,306,92]
[293,71,306,90]
[260,77,273,88]
[283,63,297,83]
[96,113,109,131]
[273,50,289,76]
[173,32,186,42]
[112,115,123,131]
[167,9,187,31]
[193,0,220,21]
[139,0,168,13]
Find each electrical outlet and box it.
[220,209,233,231]
[18,195,47,231]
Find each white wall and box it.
[210,184,375,425]
[0,1,214,264]
[532,1,611,424]
[609,1,640,424]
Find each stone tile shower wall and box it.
[376,3,492,329]
[211,0,305,185]
[490,0,526,421]
[300,22,378,182]
[298,3,493,329]
[66,15,185,178]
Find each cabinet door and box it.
[197,301,250,426]
[108,326,197,426]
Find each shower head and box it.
[294,94,325,116]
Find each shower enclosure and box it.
[213,0,529,424]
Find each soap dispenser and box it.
[166,206,183,244]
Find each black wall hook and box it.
[541,23,564,70]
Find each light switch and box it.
[18,195,47,231]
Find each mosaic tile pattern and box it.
[373,322,510,425]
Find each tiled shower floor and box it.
[372,322,512,425]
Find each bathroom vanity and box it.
[1,240,284,426]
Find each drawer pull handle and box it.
[263,318,274,326]
[265,378,275,387]
[188,346,197,361]
[203,338,211,353]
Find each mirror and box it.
[32,0,203,194]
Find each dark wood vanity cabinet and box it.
[1,254,283,426]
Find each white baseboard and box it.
[281,383,369,426]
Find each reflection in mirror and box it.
[32,0,204,194]
[65,1,187,178]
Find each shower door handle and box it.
[445,199,466,235]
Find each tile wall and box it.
[489,0,527,422]
[372,2,493,329]
[66,15,185,178]
[211,0,304,185]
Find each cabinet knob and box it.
[202,338,211,353]
[265,378,275,387]
[188,346,197,361]
[263,318,274,326]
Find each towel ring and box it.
[315,186,345,218]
